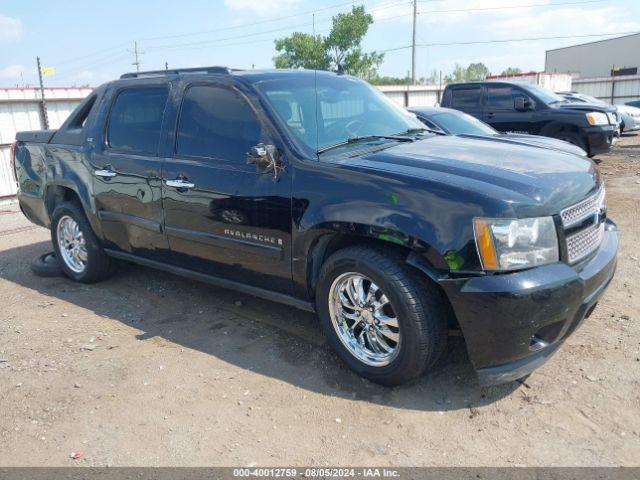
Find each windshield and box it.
[520,84,567,104]
[431,111,497,136]
[254,74,425,153]
[576,94,608,106]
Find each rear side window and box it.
[487,85,515,109]
[176,85,262,161]
[107,87,168,155]
[67,94,98,131]
[451,87,482,109]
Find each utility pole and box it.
[411,0,417,84]
[130,41,142,72]
[36,56,49,130]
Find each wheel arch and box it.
[300,225,449,300]
[44,182,103,239]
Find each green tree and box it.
[500,67,523,76]
[465,62,491,81]
[273,33,329,70]
[273,5,384,78]
[444,62,491,83]
[443,64,467,83]
[369,75,411,85]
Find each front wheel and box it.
[316,246,448,386]
[51,201,113,283]
[553,130,588,153]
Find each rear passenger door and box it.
[91,82,170,258]
[161,80,293,294]
[449,85,483,120]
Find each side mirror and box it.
[514,96,533,111]
[247,143,283,180]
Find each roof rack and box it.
[120,66,233,79]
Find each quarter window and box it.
[451,87,482,109]
[107,87,168,155]
[176,85,263,161]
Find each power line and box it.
[417,0,610,15]
[144,0,412,51]
[140,0,395,42]
[44,1,406,69]
[379,30,640,53]
[420,31,640,47]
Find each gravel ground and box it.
[0,135,638,467]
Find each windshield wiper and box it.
[317,134,414,154]
[397,127,443,136]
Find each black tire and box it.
[316,245,448,386]
[552,130,588,154]
[50,201,113,283]
[30,252,63,278]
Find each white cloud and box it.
[0,13,22,42]
[0,64,27,79]
[489,6,640,37]
[224,0,302,17]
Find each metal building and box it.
[0,87,91,197]
[545,33,640,78]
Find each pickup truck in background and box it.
[441,81,618,157]
[11,67,618,386]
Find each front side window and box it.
[451,87,482,109]
[486,85,515,110]
[254,74,424,152]
[520,84,566,104]
[176,85,263,161]
[107,87,168,154]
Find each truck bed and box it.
[15,130,57,144]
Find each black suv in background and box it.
[13,68,617,386]
[441,81,617,156]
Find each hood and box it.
[554,101,616,113]
[496,133,587,156]
[351,135,599,215]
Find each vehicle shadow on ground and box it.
[1,240,521,412]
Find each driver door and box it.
[161,80,294,294]
[484,84,535,134]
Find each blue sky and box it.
[1,0,639,87]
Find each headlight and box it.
[473,217,559,271]
[586,112,609,126]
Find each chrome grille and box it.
[560,187,605,228]
[566,222,605,264]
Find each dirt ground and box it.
[0,135,638,467]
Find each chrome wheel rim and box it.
[328,272,400,367]
[56,215,87,274]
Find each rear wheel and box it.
[316,245,448,386]
[51,201,112,283]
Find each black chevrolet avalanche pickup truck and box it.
[12,67,618,386]
[441,81,618,157]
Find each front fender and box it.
[290,158,507,300]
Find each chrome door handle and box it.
[95,169,117,178]
[166,179,195,189]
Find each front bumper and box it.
[440,219,618,386]
[583,125,615,155]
